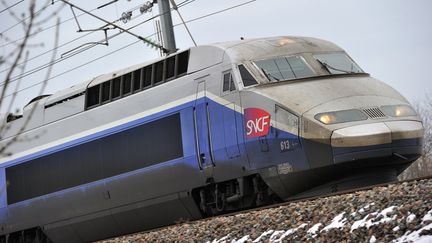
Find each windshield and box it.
[255,55,314,82]
[314,53,363,74]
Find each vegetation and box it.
[400,95,432,179]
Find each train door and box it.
[274,105,301,155]
[194,78,215,177]
[220,70,241,159]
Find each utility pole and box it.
[158,0,177,55]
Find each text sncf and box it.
[244,108,271,139]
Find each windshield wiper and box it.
[316,59,354,74]
[260,68,280,81]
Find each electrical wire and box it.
[0,6,99,48]
[3,40,143,99]
[170,0,197,46]
[0,0,24,15]
[2,0,256,97]
[0,1,58,34]
[0,0,178,74]
[3,0,199,85]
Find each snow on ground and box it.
[321,212,347,232]
[393,223,432,243]
[350,205,398,232]
[209,204,432,243]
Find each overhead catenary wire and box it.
[0,5,98,48]
[0,0,61,35]
[0,0,24,15]
[0,1,158,74]
[59,0,165,51]
[1,0,196,73]
[2,0,257,98]
[2,10,167,85]
[170,0,197,47]
[2,0,199,85]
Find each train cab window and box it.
[286,56,315,78]
[101,81,111,103]
[112,77,121,99]
[314,52,363,74]
[255,55,314,81]
[238,64,258,87]
[165,56,176,80]
[143,65,152,88]
[177,51,189,76]
[133,69,142,92]
[154,61,164,84]
[122,73,132,96]
[222,71,236,92]
[86,85,100,108]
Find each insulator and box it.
[121,11,132,23]
[140,1,153,14]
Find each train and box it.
[0,36,423,242]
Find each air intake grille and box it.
[363,107,386,119]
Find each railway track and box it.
[99,175,432,242]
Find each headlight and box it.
[381,105,417,117]
[315,109,367,125]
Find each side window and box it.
[154,61,164,84]
[165,56,176,80]
[143,65,152,88]
[222,71,236,93]
[133,68,142,92]
[112,77,121,99]
[86,85,100,108]
[122,72,132,96]
[238,64,258,87]
[275,105,299,136]
[101,81,111,103]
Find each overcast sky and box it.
[1,0,431,114]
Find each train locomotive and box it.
[0,36,423,242]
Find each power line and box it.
[0,32,94,74]
[0,0,176,73]
[3,11,163,85]
[0,0,24,15]
[2,0,199,84]
[0,3,151,74]
[0,6,98,48]
[0,1,57,35]
[3,0,256,97]
[178,0,256,26]
[4,39,142,99]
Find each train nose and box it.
[331,121,423,164]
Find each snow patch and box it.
[369,235,377,243]
[359,203,375,214]
[268,231,285,241]
[351,206,398,232]
[422,209,432,223]
[393,223,432,243]
[252,230,273,242]
[392,226,400,232]
[273,224,307,242]
[233,235,250,243]
[406,214,416,223]
[210,234,229,243]
[307,223,322,237]
[321,212,347,232]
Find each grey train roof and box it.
[1,36,343,122]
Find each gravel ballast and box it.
[100,179,432,242]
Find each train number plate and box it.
[280,140,291,152]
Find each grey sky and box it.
[1,0,431,114]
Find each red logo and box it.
[244,108,271,139]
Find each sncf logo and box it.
[244,108,271,139]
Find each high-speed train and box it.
[0,36,423,242]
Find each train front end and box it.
[231,37,423,199]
